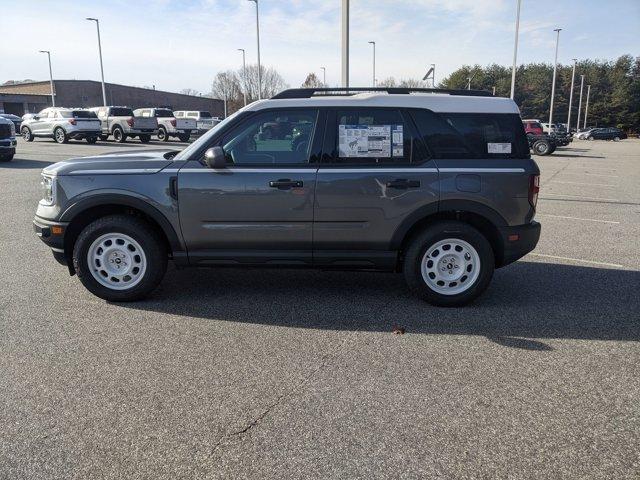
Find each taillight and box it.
[529,174,540,209]
[68,119,77,126]
[170,118,177,127]
[127,117,134,127]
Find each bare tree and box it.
[180,88,201,96]
[301,73,324,88]
[398,78,427,88]
[240,64,288,101]
[377,77,397,87]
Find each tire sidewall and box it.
[158,127,168,142]
[403,222,495,307]
[22,127,33,141]
[113,127,126,143]
[54,127,67,144]
[73,216,166,301]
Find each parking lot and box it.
[1,137,639,479]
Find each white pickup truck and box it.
[133,108,196,142]
[89,106,158,143]
[174,110,221,135]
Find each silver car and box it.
[21,108,102,144]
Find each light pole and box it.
[510,0,522,99]
[548,28,562,129]
[576,74,585,131]
[368,41,376,87]
[320,66,326,86]
[431,63,435,87]
[567,58,577,131]
[86,18,107,106]
[341,0,349,87]
[247,0,262,99]
[467,70,477,90]
[583,84,591,129]
[39,50,55,107]
[238,48,247,106]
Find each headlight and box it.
[40,175,56,205]
[10,122,15,136]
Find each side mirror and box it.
[33,115,40,120]
[204,146,226,169]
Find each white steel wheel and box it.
[87,233,147,290]
[420,238,481,296]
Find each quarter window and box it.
[221,110,318,165]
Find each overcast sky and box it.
[2,0,639,94]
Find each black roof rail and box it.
[271,87,493,99]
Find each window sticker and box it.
[339,124,403,158]
[487,142,512,154]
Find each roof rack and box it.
[271,87,493,99]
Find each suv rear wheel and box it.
[73,215,167,302]
[54,127,68,144]
[403,221,495,307]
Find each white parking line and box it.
[550,180,615,187]
[528,253,625,269]
[536,214,620,224]
[541,193,620,202]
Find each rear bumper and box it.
[68,130,101,139]
[497,221,541,267]
[33,216,69,266]
[128,129,157,135]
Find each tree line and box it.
[440,55,640,131]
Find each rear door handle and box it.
[269,179,303,189]
[386,179,421,189]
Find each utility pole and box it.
[238,48,247,106]
[548,28,562,129]
[510,0,522,99]
[248,0,262,99]
[576,74,585,131]
[368,41,376,87]
[320,66,326,86]
[583,84,591,129]
[567,59,577,130]
[39,50,55,107]
[86,18,107,106]
[341,0,349,88]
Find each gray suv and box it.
[33,87,541,306]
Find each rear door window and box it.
[411,110,529,159]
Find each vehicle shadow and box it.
[554,153,605,159]
[120,261,640,349]
[0,158,54,169]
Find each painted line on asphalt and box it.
[541,193,620,202]
[528,253,625,269]
[536,214,620,224]
[550,180,616,187]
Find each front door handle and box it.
[386,179,421,189]
[269,179,303,190]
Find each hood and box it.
[43,149,179,176]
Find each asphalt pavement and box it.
[1,137,639,479]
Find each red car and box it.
[522,120,544,136]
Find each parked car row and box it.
[522,119,572,156]
[0,115,17,161]
[18,106,219,145]
[573,127,627,141]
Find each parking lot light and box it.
[238,48,247,106]
[567,59,577,130]
[576,74,585,130]
[247,0,262,100]
[38,50,55,107]
[368,41,376,87]
[510,0,522,99]
[86,17,107,106]
[321,66,326,86]
[584,84,591,129]
[548,28,562,130]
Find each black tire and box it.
[614,136,620,142]
[548,144,557,154]
[22,127,34,142]
[54,127,68,144]
[532,139,551,155]
[587,136,594,141]
[86,136,98,144]
[403,221,495,307]
[0,154,14,162]
[99,134,109,141]
[139,134,151,143]
[177,133,190,142]
[112,126,127,143]
[73,215,167,302]
[157,126,169,142]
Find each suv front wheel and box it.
[403,221,495,307]
[73,215,167,301]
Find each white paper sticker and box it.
[488,142,512,154]
[338,124,404,158]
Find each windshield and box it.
[156,109,174,118]
[199,111,212,118]
[174,110,244,161]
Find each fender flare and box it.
[60,191,184,254]
[389,199,507,250]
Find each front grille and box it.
[0,124,11,139]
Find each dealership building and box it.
[0,80,224,117]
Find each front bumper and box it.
[0,137,17,152]
[497,221,541,267]
[33,216,69,266]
